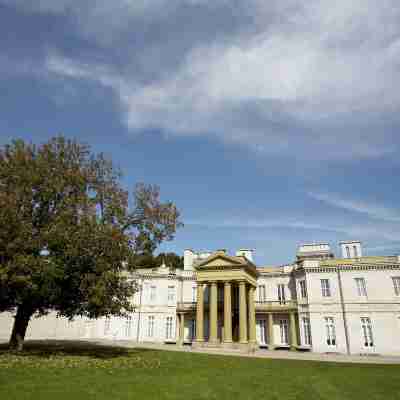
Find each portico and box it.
[191,250,259,350]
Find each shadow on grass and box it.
[0,340,154,359]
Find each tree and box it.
[0,137,182,350]
[155,253,184,270]
[132,252,184,269]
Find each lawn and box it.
[0,341,399,400]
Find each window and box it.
[353,245,358,258]
[346,246,351,258]
[392,277,400,296]
[192,286,197,302]
[165,316,173,339]
[104,317,111,335]
[147,316,155,337]
[278,284,286,304]
[190,319,196,340]
[299,280,307,299]
[361,317,374,347]
[302,317,312,346]
[279,319,289,344]
[167,285,175,302]
[321,279,331,297]
[258,319,267,344]
[355,278,367,297]
[150,285,156,302]
[324,317,336,346]
[125,316,132,337]
[258,285,266,302]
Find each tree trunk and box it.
[9,305,34,351]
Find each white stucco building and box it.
[1,240,400,356]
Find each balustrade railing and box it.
[255,300,297,310]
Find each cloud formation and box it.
[308,192,400,223]
[3,0,400,161]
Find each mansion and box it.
[1,240,400,356]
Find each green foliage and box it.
[132,252,184,269]
[0,136,182,349]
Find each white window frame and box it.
[279,319,289,344]
[258,284,266,302]
[353,245,358,258]
[150,285,157,303]
[346,246,351,258]
[392,277,400,296]
[165,316,174,339]
[192,286,197,302]
[125,316,132,337]
[190,319,196,340]
[360,317,374,347]
[167,285,176,303]
[278,284,286,304]
[104,317,111,335]
[324,317,336,347]
[147,315,155,337]
[302,317,312,346]
[355,278,367,297]
[299,280,307,299]
[321,279,331,297]
[258,319,267,344]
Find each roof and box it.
[320,256,400,267]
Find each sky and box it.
[1,1,400,265]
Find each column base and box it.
[290,345,298,351]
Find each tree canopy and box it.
[133,252,184,270]
[0,137,182,350]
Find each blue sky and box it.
[1,1,400,265]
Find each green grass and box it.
[1,341,399,400]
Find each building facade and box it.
[1,241,400,356]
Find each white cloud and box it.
[308,192,400,223]
[7,0,400,160]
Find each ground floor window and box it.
[302,317,312,346]
[104,317,111,335]
[165,316,174,339]
[257,319,267,344]
[361,317,374,347]
[125,316,133,337]
[147,316,155,338]
[190,319,196,340]
[279,319,289,344]
[324,317,336,346]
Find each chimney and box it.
[339,240,362,259]
[236,249,254,262]
[183,249,194,271]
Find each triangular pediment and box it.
[196,252,245,270]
